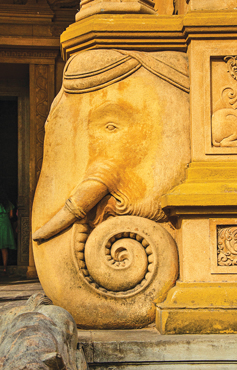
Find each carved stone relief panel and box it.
[211,56,237,150]
[217,225,237,266]
[205,52,237,155]
[210,218,237,274]
[190,41,237,160]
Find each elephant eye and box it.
[106,123,117,131]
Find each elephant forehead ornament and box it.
[32,49,190,329]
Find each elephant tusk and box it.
[33,179,109,242]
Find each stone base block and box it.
[78,328,237,369]
[156,282,237,334]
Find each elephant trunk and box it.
[33,179,108,242]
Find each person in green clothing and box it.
[0,180,16,274]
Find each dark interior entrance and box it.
[0,97,18,205]
[0,63,29,271]
[0,97,18,265]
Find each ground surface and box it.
[0,275,43,313]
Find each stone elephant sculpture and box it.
[32,49,190,329]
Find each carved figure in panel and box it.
[32,49,190,329]
[217,226,237,266]
[212,56,237,147]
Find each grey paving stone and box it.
[0,277,44,313]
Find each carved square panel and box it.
[210,218,237,274]
[204,50,237,155]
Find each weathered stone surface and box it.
[0,293,87,370]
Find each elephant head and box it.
[33,49,190,241]
[32,49,190,329]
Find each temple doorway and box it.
[0,97,18,265]
[0,64,30,273]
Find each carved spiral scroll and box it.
[72,215,178,300]
[86,232,152,292]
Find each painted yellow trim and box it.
[60,14,185,60]
[156,282,237,334]
[161,162,237,209]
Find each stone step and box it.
[78,329,237,369]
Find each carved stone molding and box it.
[0,49,59,60]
